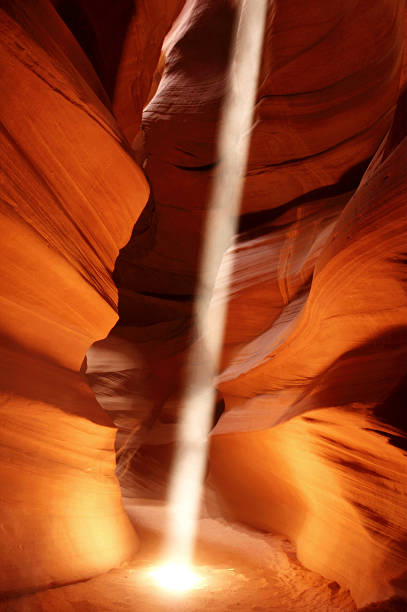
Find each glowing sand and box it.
[149,563,202,592]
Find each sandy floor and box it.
[1,500,360,611]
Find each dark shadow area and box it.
[213,396,225,428]
[237,157,372,237]
[382,87,407,158]
[367,374,407,452]
[287,326,407,452]
[53,0,133,99]
[0,338,112,427]
[358,596,407,611]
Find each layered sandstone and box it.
[0,0,149,595]
[1,0,406,608]
[52,0,186,142]
[209,93,407,606]
[88,0,407,607]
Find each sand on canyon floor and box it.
[1,498,360,612]
[2,499,406,611]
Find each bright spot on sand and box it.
[149,563,202,592]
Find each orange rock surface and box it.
[91,0,406,606]
[0,0,148,594]
[52,0,185,143]
[1,0,406,608]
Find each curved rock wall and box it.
[207,4,407,604]
[128,0,403,306]
[87,0,407,606]
[2,0,406,607]
[0,0,148,595]
[52,0,186,142]
[209,93,407,606]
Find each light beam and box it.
[161,0,268,574]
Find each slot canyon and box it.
[0,0,406,610]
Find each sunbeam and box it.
[157,0,268,577]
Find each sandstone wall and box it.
[88,0,407,606]
[0,0,149,595]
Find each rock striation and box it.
[0,0,149,595]
[52,0,186,143]
[1,0,406,608]
[209,91,407,606]
[88,0,407,606]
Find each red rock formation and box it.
[86,0,243,496]
[209,94,407,606]
[128,0,403,306]
[52,0,186,142]
[88,0,407,606]
[205,6,407,603]
[0,0,148,594]
[1,0,406,607]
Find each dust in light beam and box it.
[154,0,268,588]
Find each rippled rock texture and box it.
[0,0,150,595]
[88,0,407,607]
[1,0,406,608]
